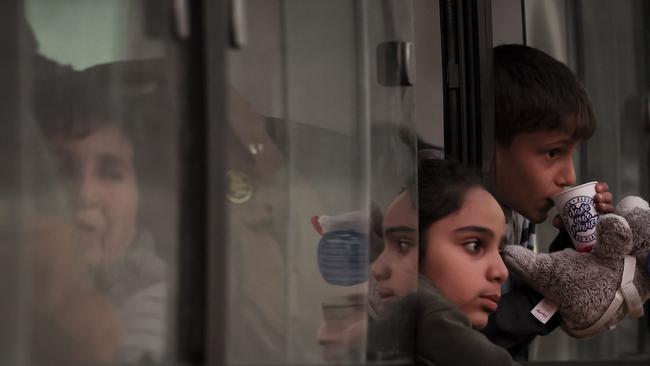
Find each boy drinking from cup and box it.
[482,44,615,360]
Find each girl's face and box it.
[421,187,507,329]
[371,191,418,304]
[50,125,139,267]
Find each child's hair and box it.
[35,60,169,146]
[494,44,596,146]
[417,158,484,262]
[34,60,176,185]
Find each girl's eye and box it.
[397,239,412,253]
[463,240,482,254]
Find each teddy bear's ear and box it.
[591,214,633,260]
[616,196,649,216]
[617,196,650,254]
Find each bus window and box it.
[222,0,451,363]
[3,1,189,364]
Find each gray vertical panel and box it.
[205,0,228,364]
[414,0,444,148]
[284,2,362,363]
[524,0,573,66]
[492,0,524,45]
[227,0,284,119]
[284,0,358,136]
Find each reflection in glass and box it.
[2,1,181,364]
[224,1,419,364]
[36,62,175,364]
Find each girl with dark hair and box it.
[415,158,518,366]
[417,159,507,329]
[372,159,507,327]
[371,158,519,365]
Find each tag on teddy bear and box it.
[531,298,558,324]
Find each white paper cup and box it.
[551,181,599,252]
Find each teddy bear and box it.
[502,196,650,338]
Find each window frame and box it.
[439,0,495,180]
[173,0,228,364]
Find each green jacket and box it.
[416,277,520,366]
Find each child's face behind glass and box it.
[50,125,139,267]
[421,187,507,329]
[495,129,578,223]
[371,191,418,304]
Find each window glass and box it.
[2,1,185,364]
[224,0,445,364]
[2,1,446,365]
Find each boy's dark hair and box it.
[494,44,596,146]
[34,59,176,186]
[417,158,484,262]
[36,59,170,147]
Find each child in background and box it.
[483,44,615,359]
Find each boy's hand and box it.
[594,182,615,214]
[552,182,615,230]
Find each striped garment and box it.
[96,230,167,364]
[119,282,166,364]
[502,209,535,294]
[505,209,535,250]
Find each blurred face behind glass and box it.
[420,187,507,329]
[50,124,139,267]
[370,191,418,305]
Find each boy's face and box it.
[495,130,578,223]
[420,187,507,329]
[50,125,139,267]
